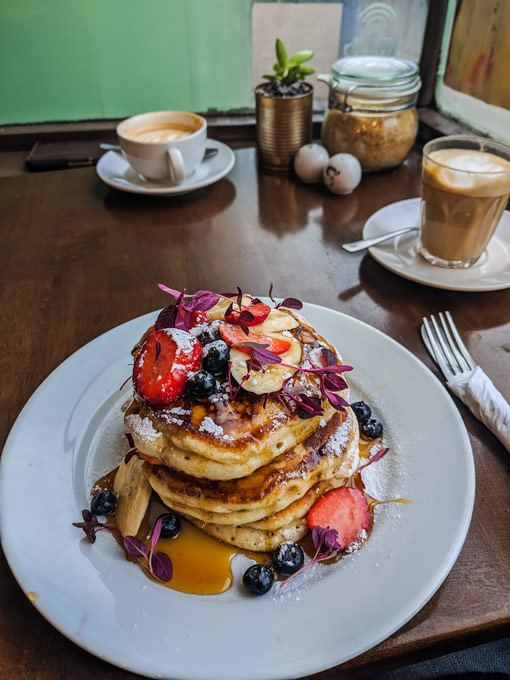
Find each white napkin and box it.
[448,366,510,451]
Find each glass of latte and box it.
[419,136,510,268]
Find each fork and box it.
[421,311,510,451]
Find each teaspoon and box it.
[342,226,418,252]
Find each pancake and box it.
[124,315,348,480]
[115,292,360,554]
[143,408,359,526]
[186,515,309,552]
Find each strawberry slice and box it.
[225,301,271,327]
[307,487,370,549]
[219,323,291,355]
[139,451,162,465]
[133,328,202,405]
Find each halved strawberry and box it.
[219,323,291,355]
[307,487,370,549]
[133,328,202,405]
[225,301,271,327]
[181,309,210,328]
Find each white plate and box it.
[363,198,510,291]
[0,303,475,680]
[96,139,235,196]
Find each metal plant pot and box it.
[255,83,313,172]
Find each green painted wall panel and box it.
[0,0,253,123]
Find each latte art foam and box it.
[123,122,197,143]
[428,149,510,196]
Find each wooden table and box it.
[0,146,509,680]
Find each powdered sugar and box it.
[163,328,197,358]
[169,407,191,416]
[322,418,350,456]
[199,416,234,441]
[344,528,368,554]
[125,414,160,442]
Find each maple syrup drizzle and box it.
[91,434,409,593]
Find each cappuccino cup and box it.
[419,136,510,268]
[117,111,206,183]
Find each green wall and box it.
[1,0,254,124]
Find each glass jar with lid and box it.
[319,56,422,171]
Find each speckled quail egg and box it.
[323,153,362,194]
[294,144,330,183]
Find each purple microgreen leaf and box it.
[276,297,303,310]
[125,433,135,449]
[176,309,193,332]
[323,373,348,392]
[123,535,149,560]
[321,347,338,366]
[236,286,243,310]
[239,309,255,323]
[158,283,183,298]
[227,361,233,400]
[251,298,262,305]
[319,364,353,373]
[150,551,173,582]
[251,346,282,365]
[225,302,234,318]
[232,359,253,400]
[73,512,117,544]
[239,319,250,335]
[297,393,324,416]
[185,291,219,312]
[155,339,162,360]
[311,525,327,552]
[323,527,342,552]
[280,524,341,589]
[155,304,178,331]
[237,341,269,349]
[237,342,282,366]
[357,447,389,473]
[268,283,276,303]
[124,450,136,465]
[323,388,349,411]
[151,517,162,554]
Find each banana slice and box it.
[250,308,298,334]
[113,456,152,537]
[230,333,302,395]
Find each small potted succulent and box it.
[255,38,315,172]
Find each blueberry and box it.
[351,401,372,424]
[199,323,221,346]
[272,541,304,576]
[90,490,117,516]
[243,564,274,596]
[297,396,322,419]
[201,340,230,377]
[361,418,383,439]
[188,370,216,398]
[157,512,181,539]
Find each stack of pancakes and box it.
[116,304,360,551]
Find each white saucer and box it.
[363,198,510,291]
[96,139,235,196]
